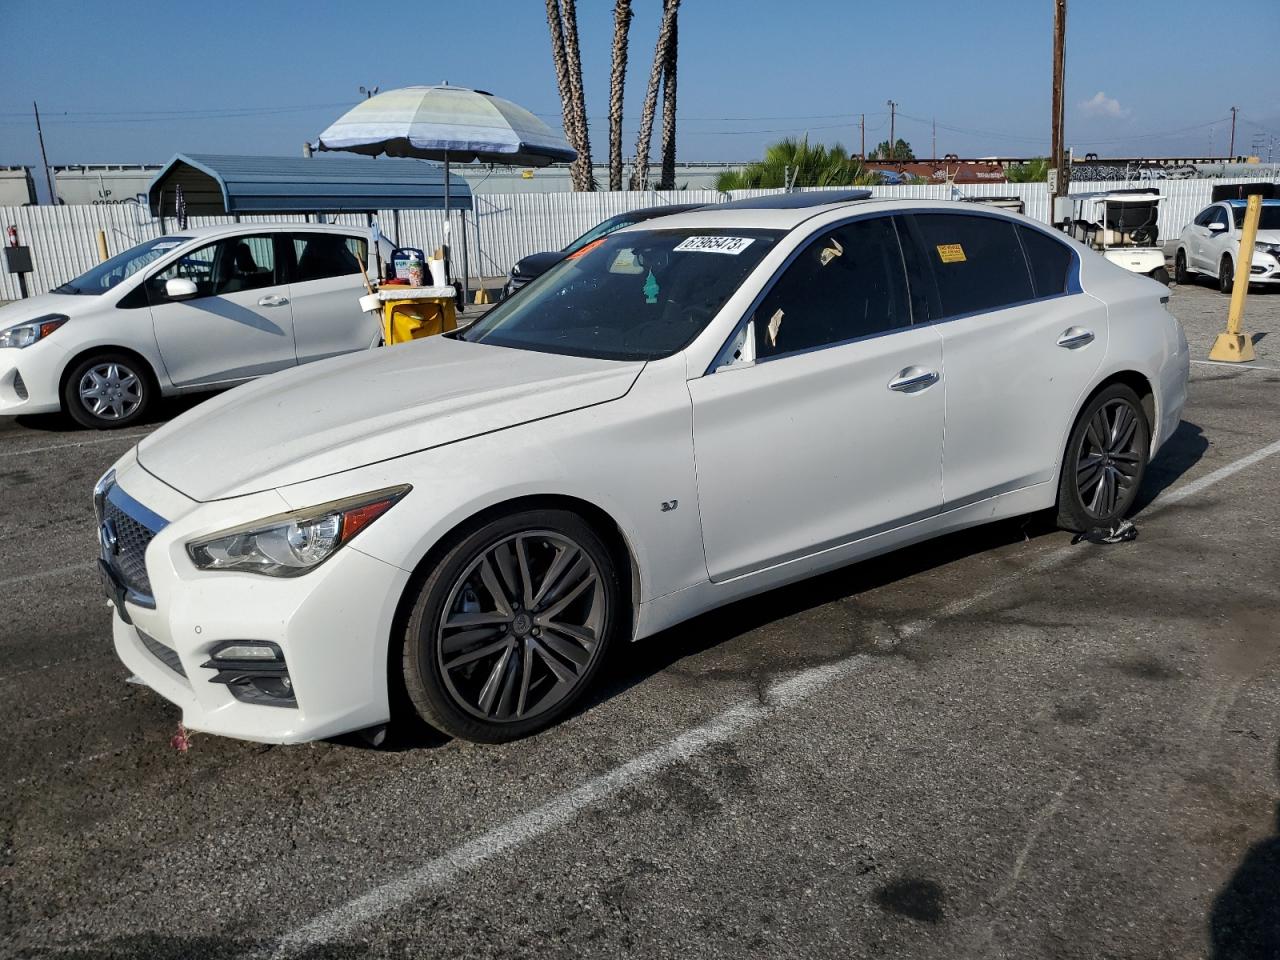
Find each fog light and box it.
[202,641,295,707]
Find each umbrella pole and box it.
[460,199,470,311]
[443,151,450,288]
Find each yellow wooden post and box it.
[1208,193,1261,362]
[96,230,109,263]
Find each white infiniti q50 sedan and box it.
[96,198,1189,744]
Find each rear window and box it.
[913,213,1034,318]
[292,233,366,282]
[1017,225,1073,298]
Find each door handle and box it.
[1057,327,1095,349]
[258,295,289,307]
[888,367,940,392]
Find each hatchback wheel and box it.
[401,509,621,742]
[1174,249,1191,285]
[63,353,153,429]
[1056,384,1150,532]
[1219,255,1234,294]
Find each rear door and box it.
[287,232,380,364]
[147,234,297,387]
[689,215,945,581]
[906,212,1107,508]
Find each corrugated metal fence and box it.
[0,176,1270,301]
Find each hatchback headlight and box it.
[187,486,410,577]
[0,314,68,349]
[1255,242,1280,258]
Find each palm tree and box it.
[630,0,679,190]
[1004,157,1049,183]
[607,0,633,191]
[716,137,880,191]
[545,0,593,191]
[658,5,679,190]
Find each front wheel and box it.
[1151,266,1171,286]
[1219,255,1235,294]
[401,509,622,742]
[1174,249,1191,285]
[1056,384,1150,532]
[62,353,154,429]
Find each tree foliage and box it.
[1004,157,1049,183]
[873,138,915,161]
[716,138,881,191]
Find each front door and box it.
[905,212,1108,507]
[287,232,380,364]
[147,234,297,387]
[689,215,945,582]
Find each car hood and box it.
[511,250,567,279]
[136,336,645,501]
[1256,229,1280,246]
[0,290,105,327]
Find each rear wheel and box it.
[1056,384,1150,532]
[62,353,154,429]
[1174,249,1191,285]
[1151,266,1171,286]
[401,509,621,742]
[1219,255,1235,294]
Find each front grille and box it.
[137,629,187,678]
[103,499,157,597]
[12,370,27,400]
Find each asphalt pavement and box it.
[2,281,1280,959]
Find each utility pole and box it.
[32,101,54,205]
[1048,0,1068,225]
[932,117,936,159]
[886,100,897,157]
[860,113,865,161]
[1228,106,1238,158]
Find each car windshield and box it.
[1231,205,1280,230]
[52,235,191,295]
[560,213,639,255]
[463,227,782,361]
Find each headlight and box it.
[0,314,69,349]
[186,485,410,577]
[1255,242,1279,258]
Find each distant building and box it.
[52,164,161,205]
[0,166,37,205]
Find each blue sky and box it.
[2,0,1277,173]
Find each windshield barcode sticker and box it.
[673,236,755,255]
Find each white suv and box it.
[1174,199,1280,293]
[0,224,387,428]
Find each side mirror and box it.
[1208,221,1227,233]
[164,277,199,300]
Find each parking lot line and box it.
[263,434,1280,960]
[0,429,155,459]
[1190,359,1280,373]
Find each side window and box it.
[1193,207,1215,227]
[913,213,1034,318]
[292,233,364,283]
[1208,207,1229,229]
[1017,225,1073,298]
[754,216,909,360]
[150,235,277,299]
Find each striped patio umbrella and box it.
[315,84,575,298]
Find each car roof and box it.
[162,222,368,241]
[716,189,873,210]
[614,196,1033,234]
[1224,198,1280,206]
[620,203,706,221]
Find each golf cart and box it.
[1066,188,1169,284]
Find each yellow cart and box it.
[377,286,458,345]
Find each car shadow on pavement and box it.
[1208,743,1280,959]
[1133,419,1210,514]
[12,390,219,434]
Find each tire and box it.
[62,353,154,429]
[1174,249,1191,285]
[401,509,622,742]
[1056,384,1150,533]
[1219,255,1235,294]
[1151,267,1171,286]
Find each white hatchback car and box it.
[97,199,1188,745]
[0,223,384,428]
[1174,199,1280,293]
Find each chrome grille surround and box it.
[98,483,168,609]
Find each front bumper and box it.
[0,344,64,415]
[105,454,412,743]
[1247,251,1280,283]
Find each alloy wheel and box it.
[1074,399,1144,519]
[436,530,607,723]
[78,362,143,421]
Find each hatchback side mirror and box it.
[1208,221,1227,233]
[165,277,199,300]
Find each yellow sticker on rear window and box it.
[936,243,966,263]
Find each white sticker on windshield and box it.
[152,241,182,250]
[673,236,755,255]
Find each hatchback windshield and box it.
[463,228,782,361]
[52,235,191,295]
[1231,205,1280,230]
